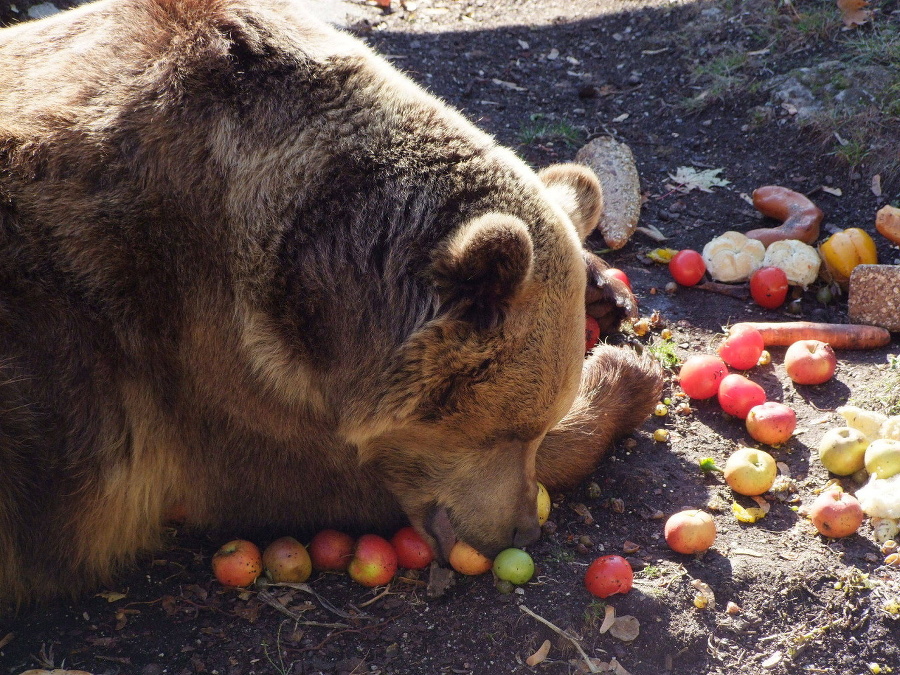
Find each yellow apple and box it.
[818,427,869,476]
[864,438,900,479]
[723,447,777,496]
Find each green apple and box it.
[818,427,869,476]
[723,447,777,496]
[864,438,900,479]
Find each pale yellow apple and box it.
[818,427,869,476]
[723,447,777,496]
[864,438,900,479]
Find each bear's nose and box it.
[512,521,541,548]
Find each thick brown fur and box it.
[0,0,663,610]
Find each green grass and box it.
[517,118,582,147]
[546,546,575,563]
[648,337,680,371]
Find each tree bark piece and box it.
[575,137,642,249]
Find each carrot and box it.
[745,186,823,247]
[729,322,891,350]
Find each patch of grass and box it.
[831,136,871,168]
[681,48,755,110]
[637,564,664,580]
[582,600,608,630]
[547,546,575,563]
[648,337,680,371]
[517,117,582,147]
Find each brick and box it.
[848,264,900,331]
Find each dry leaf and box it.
[837,0,872,27]
[598,604,616,634]
[750,496,771,514]
[96,590,127,602]
[821,185,842,196]
[0,632,13,649]
[525,639,552,666]
[667,166,730,193]
[690,579,716,609]
[608,615,640,642]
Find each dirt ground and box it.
[2,0,900,674]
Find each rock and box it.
[575,137,642,249]
[848,264,900,331]
[27,2,60,19]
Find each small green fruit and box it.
[492,548,534,585]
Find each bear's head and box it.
[344,164,604,561]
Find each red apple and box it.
[211,539,263,587]
[678,355,729,400]
[262,536,312,583]
[745,402,797,445]
[784,339,837,385]
[723,447,777,495]
[717,373,766,419]
[808,487,864,538]
[390,526,435,570]
[718,325,765,370]
[585,315,601,353]
[348,534,398,587]
[309,529,355,572]
[664,510,716,554]
[605,268,632,290]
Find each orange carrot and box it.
[729,321,891,350]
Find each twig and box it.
[357,586,392,608]
[259,580,367,619]
[695,281,750,300]
[257,589,350,629]
[519,604,602,674]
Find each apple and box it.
[723,447,777,495]
[448,540,493,576]
[584,555,634,598]
[605,268,632,290]
[492,548,535,585]
[536,482,551,525]
[585,315,601,353]
[663,510,716,554]
[717,373,766,419]
[390,526,435,570]
[718,325,765,370]
[309,529,355,572]
[211,539,263,587]
[784,339,837,385]
[818,427,870,476]
[678,355,729,400]
[745,402,797,445]
[347,534,398,587]
[864,438,900,479]
[808,487,864,538]
[262,536,312,584]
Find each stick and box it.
[519,604,602,674]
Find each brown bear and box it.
[0,0,663,609]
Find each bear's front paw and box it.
[583,250,637,335]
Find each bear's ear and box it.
[430,213,534,331]
[538,163,603,241]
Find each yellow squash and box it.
[819,227,877,285]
